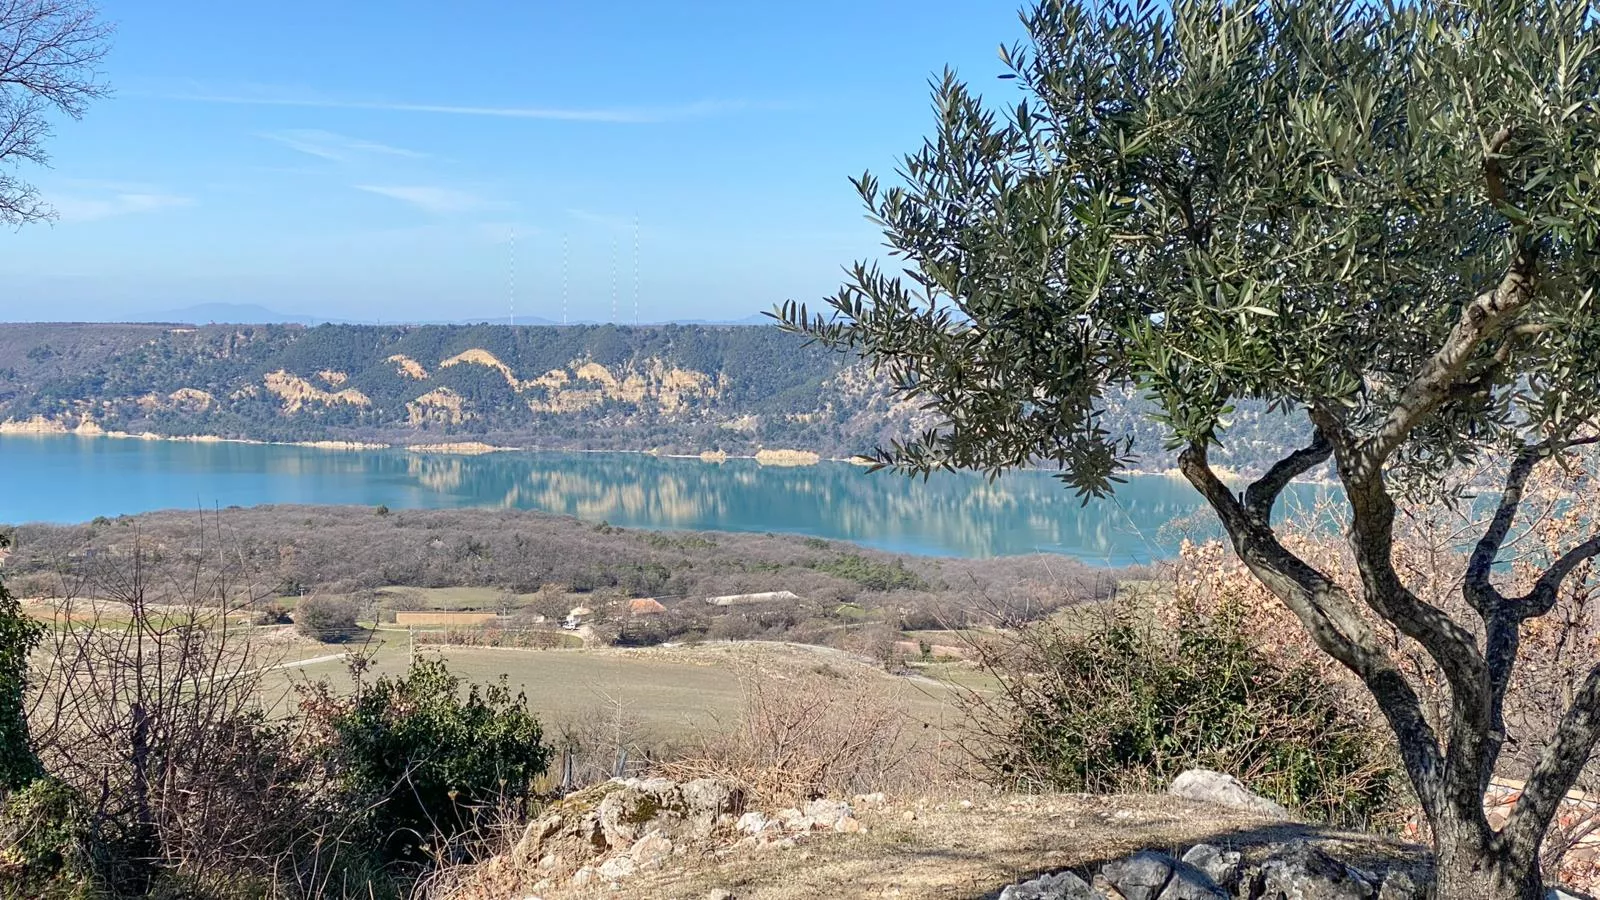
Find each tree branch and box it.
[1517,536,1600,619]
[1504,662,1600,867]
[1243,422,1332,525]
[1466,435,1600,619]
[1362,243,1539,469]
[1178,440,1447,816]
[1465,443,1550,615]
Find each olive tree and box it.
[780,1,1600,897]
[0,0,111,225]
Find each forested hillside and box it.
[0,322,1308,469]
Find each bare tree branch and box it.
[1467,443,1553,613]
[0,0,110,226]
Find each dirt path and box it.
[258,652,346,673]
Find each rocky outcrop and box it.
[449,776,746,896]
[261,370,370,412]
[994,840,1587,900]
[997,840,1427,900]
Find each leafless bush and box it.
[293,595,361,642]
[542,690,680,791]
[23,515,342,895]
[656,664,945,806]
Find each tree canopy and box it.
[783,1,1600,895]
[786,0,1600,498]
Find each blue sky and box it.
[0,1,1027,324]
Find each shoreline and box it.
[0,417,1333,484]
[0,418,865,465]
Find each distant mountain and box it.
[123,305,769,328]
[141,303,333,325]
[0,321,1307,469]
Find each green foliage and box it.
[293,596,360,642]
[782,0,1600,495]
[979,606,1401,827]
[0,778,103,900]
[311,658,551,864]
[0,539,42,790]
[812,554,928,592]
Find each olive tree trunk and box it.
[1179,422,1600,900]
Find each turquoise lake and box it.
[0,435,1326,562]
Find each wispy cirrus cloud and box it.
[50,183,194,223]
[355,184,502,215]
[261,129,427,162]
[160,88,752,124]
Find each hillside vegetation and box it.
[0,322,1310,470]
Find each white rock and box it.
[629,832,673,864]
[598,855,637,881]
[736,811,769,835]
[803,798,852,826]
[1169,768,1291,819]
[571,866,597,887]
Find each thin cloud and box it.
[355,185,499,215]
[51,190,194,223]
[166,90,750,123]
[566,208,635,232]
[262,129,427,162]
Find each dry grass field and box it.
[259,638,969,743]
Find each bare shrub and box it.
[543,690,677,791]
[656,664,940,806]
[294,595,361,642]
[24,517,340,896]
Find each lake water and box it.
[0,435,1325,562]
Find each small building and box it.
[628,597,667,616]
[706,590,800,607]
[562,605,593,630]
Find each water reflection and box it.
[0,435,1325,562]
